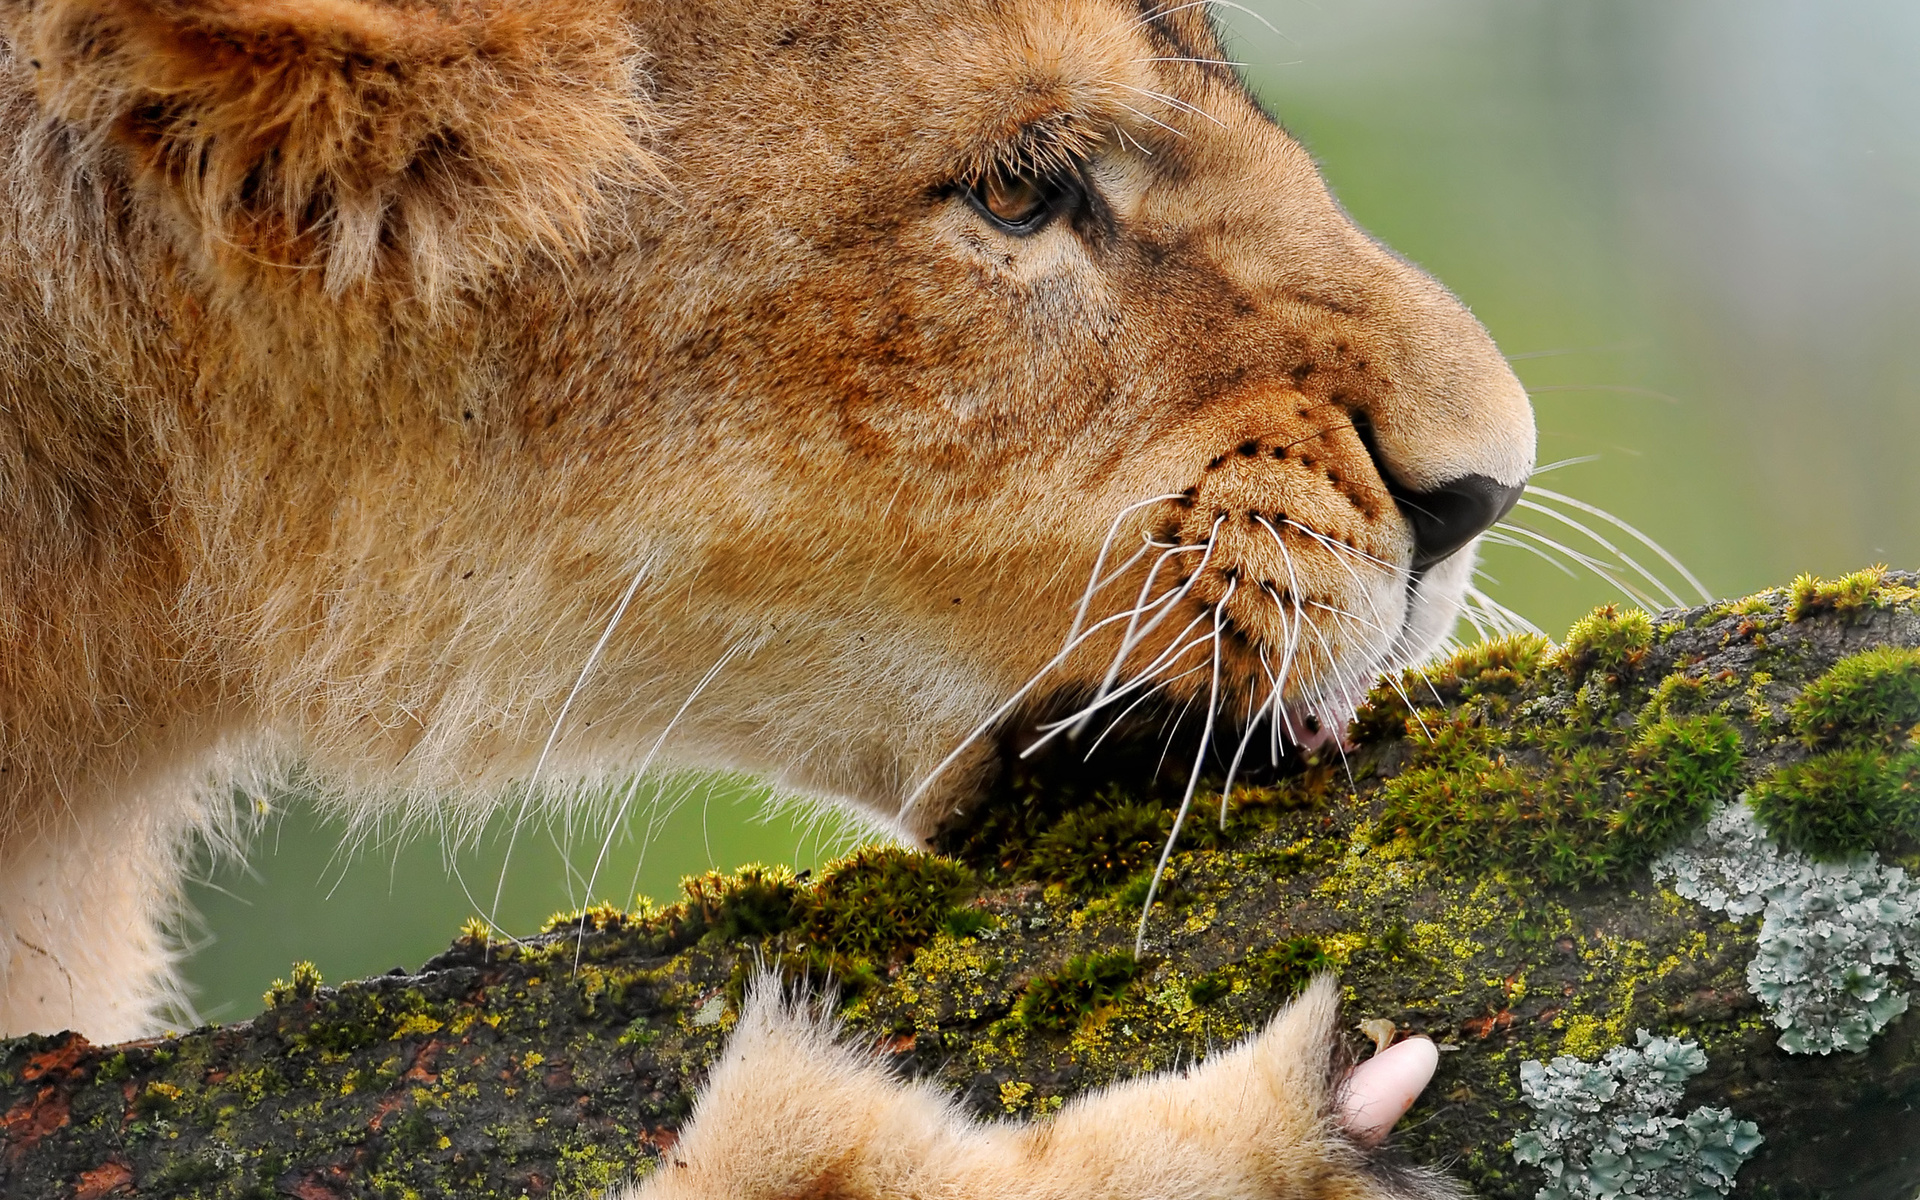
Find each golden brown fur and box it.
[0,0,1531,1049]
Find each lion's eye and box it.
[965,167,1073,235]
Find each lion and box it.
[0,0,1530,1188]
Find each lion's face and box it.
[600,0,1532,825]
[5,0,1531,836]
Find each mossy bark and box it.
[5,571,1920,1200]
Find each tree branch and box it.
[4,569,1918,1199]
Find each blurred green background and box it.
[179,0,1920,1025]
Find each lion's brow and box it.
[968,112,1106,181]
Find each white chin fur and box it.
[1397,542,1479,667]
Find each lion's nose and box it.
[1388,474,1525,571]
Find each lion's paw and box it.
[620,974,1457,1200]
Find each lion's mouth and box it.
[979,627,1366,809]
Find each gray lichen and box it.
[1511,1032,1762,1200]
[1653,800,1920,1053]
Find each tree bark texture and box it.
[4,569,1919,1200]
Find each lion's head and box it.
[2,0,1531,841]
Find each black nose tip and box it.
[1389,474,1526,570]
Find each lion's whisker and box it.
[1084,661,1210,759]
[574,640,743,971]
[1214,670,1272,830]
[1109,122,1156,157]
[1314,602,1431,739]
[1520,488,1710,604]
[1513,498,1686,609]
[1110,100,1189,141]
[1132,0,1281,39]
[1493,522,1667,611]
[897,576,1196,822]
[1480,529,1581,579]
[1285,520,1409,684]
[1297,623,1361,791]
[1131,55,1250,68]
[1072,516,1226,738]
[1531,455,1603,476]
[1271,527,1310,729]
[1463,584,1545,638]
[1028,633,1213,746]
[1065,492,1186,648]
[1021,621,1217,758]
[1100,80,1227,128]
[483,563,650,945]
[1282,518,1401,576]
[1134,576,1233,952]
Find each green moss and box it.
[1788,564,1888,622]
[1377,713,1741,887]
[1015,951,1140,1033]
[1641,671,1710,721]
[1556,605,1655,680]
[1354,634,1552,743]
[940,907,998,939]
[1247,936,1334,997]
[678,863,804,942]
[263,960,324,1009]
[1186,971,1233,1006]
[152,1152,227,1194]
[1021,802,1171,893]
[1790,646,1920,748]
[132,1080,185,1120]
[802,846,975,962]
[1618,715,1744,843]
[1434,634,1554,697]
[1750,749,1920,859]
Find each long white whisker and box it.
[1530,455,1602,476]
[1039,604,1219,731]
[1455,598,1494,644]
[1270,529,1309,736]
[1131,55,1250,67]
[1085,661,1210,758]
[1111,100,1189,140]
[1282,520,1408,675]
[1298,623,1361,790]
[1101,541,1211,690]
[487,565,649,940]
[574,641,743,969]
[1464,584,1545,637]
[1134,578,1233,952]
[1072,516,1226,737]
[1215,676,1269,830]
[1495,522,1664,610]
[897,584,1192,822]
[1315,602,1432,739]
[1512,498,1685,608]
[1521,486,1712,603]
[1065,494,1185,647]
[1101,80,1228,128]
[1481,529,1580,579]
[1134,0,1281,37]
[1021,626,1218,758]
[1282,518,1400,575]
[1024,614,1216,752]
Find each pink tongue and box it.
[1337,1037,1440,1148]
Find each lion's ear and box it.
[9,0,654,299]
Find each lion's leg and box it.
[0,783,206,1042]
